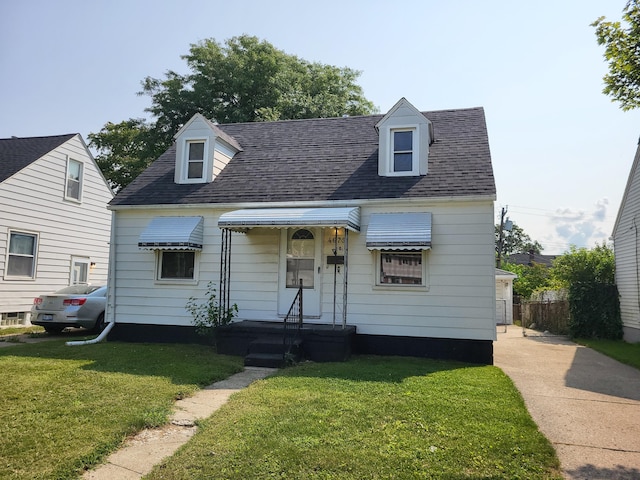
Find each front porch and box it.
[216,320,357,366]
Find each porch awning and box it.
[138,216,204,250]
[366,212,432,250]
[218,207,360,232]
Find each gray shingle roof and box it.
[0,134,76,183]
[110,107,495,207]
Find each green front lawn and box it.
[0,340,243,480]
[147,357,561,480]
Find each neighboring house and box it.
[495,268,517,325]
[107,98,498,363]
[612,139,640,343]
[507,252,558,267]
[0,134,113,325]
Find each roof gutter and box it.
[67,211,117,346]
[107,194,497,212]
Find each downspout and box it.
[67,211,117,346]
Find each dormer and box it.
[174,113,242,184]
[376,98,433,177]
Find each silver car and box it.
[31,285,107,334]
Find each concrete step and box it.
[248,337,302,355]
[244,353,286,368]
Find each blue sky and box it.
[2,0,639,254]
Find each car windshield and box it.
[54,285,104,295]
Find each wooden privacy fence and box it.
[521,300,570,335]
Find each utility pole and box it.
[496,206,507,268]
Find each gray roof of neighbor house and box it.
[507,253,559,267]
[110,107,495,207]
[0,134,76,183]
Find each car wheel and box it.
[44,326,64,334]
[92,313,105,333]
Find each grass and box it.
[0,325,45,339]
[0,340,244,480]
[575,338,640,370]
[147,356,562,480]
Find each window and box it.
[378,250,423,286]
[187,141,205,179]
[66,158,83,200]
[71,257,90,284]
[158,251,196,280]
[6,231,38,279]
[286,229,315,288]
[393,130,414,172]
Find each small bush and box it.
[185,281,238,341]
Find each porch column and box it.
[342,228,349,329]
[219,228,232,314]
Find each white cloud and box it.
[549,198,611,250]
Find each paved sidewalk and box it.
[83,366,277,480]
[494,325,640,480]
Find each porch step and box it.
[244,336,303,367]
[245,353,287,368]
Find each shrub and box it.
[568,282,623,339]
[185,281,238,341]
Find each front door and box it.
[278,228,322,317]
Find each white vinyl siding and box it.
[110,200,496,341]
[0,135,112,317]
[613,147,640,341]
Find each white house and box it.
[495,268,517,325]
[0,134,113,325]
[612,140,640,343]
[106,98,498,363]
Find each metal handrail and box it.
[283,279,303,357]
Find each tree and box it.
[495,221,543,264]
[551,243,622,339]
[501,261,552,299]
[551,243,615,288]
[592,1,640,110]
[88,119,159,192]
[90,35,377,190]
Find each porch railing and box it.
[283,279,303,357]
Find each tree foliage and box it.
[501,261,553,299]
[495,222,543,258]
[551,243,622,339]
[90,35,377,191]
[551,243,616,288]
[592,1,640,110]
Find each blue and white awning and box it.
[218,207,360,232]
[138,216,204,250]
[366,212,432,250]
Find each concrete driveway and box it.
[494,325,640,480]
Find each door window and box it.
[286,229,315,288]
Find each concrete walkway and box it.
[494,325,640,480]
[83,366,277,480]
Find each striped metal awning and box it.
[138,216,204,250]
[218,207,360,232]
[366,212,432,250]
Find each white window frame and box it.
[65,157,83,201]
[373,249,429,291]
[182,138,209,183]
[155,250,199,285]
[70,256,90,285]
[4,230,39,280]
[386,126,419,177]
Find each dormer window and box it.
[376,98,432,178]
[393,129,415,173]
[173,113,242,185]
[187,141,205,179]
